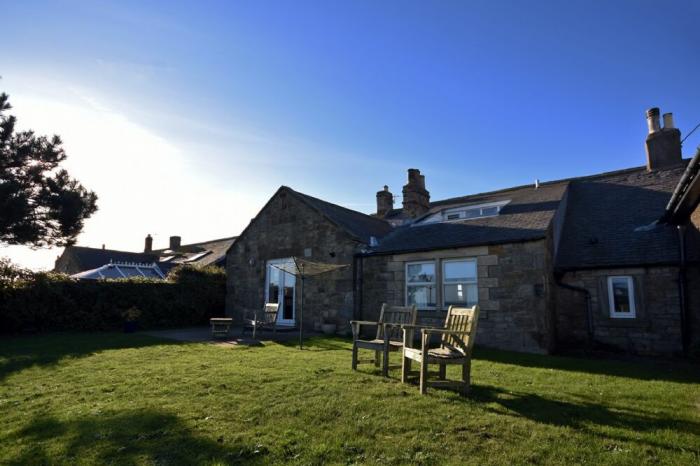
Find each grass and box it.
[1,333,699,465]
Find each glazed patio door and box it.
[265,259,296,326]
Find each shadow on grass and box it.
[467,383,700,453]
[0,332,179,382]
[7,410,268,465]
[474,347,700,384]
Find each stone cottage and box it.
[225,187,391,329]
[226,108,700,357]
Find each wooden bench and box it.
[350,303,417,377]
[402,305,480,395]
[242,303,280,339]
[210,318,233,339]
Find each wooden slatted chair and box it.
[351,304,417,377]
[401,305,480,395]
[242,303,280,339]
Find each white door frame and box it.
[265,258,296,326]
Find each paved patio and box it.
[143,325,323,346]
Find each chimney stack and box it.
[169,235,181,250]
[144,234,153,253]
[402,168,430,218]
[645,107,682,171]
[376,185,394,217]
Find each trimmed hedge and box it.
[0,264,226,333]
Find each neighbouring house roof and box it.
[367,181,569,254]
[555,163,689,270]
[72,262,165,280]
[287,187,393,243]
[152,236,237,268]
[58,246,159,272]
[56,236,237,275]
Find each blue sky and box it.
[2,0,699,269]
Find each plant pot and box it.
[321,323,336,335]
[123,321,138,333]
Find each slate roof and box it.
[366,162,690,269]
[368,182,568,254]
[152,236,237,267]
[555,163,688,270]
[288,188,393,243]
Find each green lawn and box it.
[1,333,698,465]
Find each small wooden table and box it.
[210,318,233,339]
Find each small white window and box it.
[443,259,478,307]
[406,261,436,309]
[440,201,509,223]
[463,208,481,219]
[607,276,636,318]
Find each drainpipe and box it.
[555,273,594,348]
[677,225,689,356]
[352,254,364,321]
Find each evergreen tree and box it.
[0,92,97,247]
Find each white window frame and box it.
[441,258,478,308]
[265,258,297,326]
[405,261,437,310]
[441,200,509,223]
[607,276,636,319]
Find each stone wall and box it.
[225,189,360,333]
[686,204,700,356]
[556,267,684,356]
[360,240,551,354]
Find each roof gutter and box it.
[360,236,547,257]
[661,146,700,224]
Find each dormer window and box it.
[413,200,510,226]
[441,201,509,222]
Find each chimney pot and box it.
[663,112,675,129]
[169,235,181,250]
[646,107,661,134]
[144,234,153,253]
